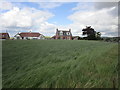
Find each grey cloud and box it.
[118,2,120,17]
[94,2,118,9]
[94,2,118,17]
[106,32,118,37]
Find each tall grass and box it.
[2,40,118,88]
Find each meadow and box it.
[2,40,118,88]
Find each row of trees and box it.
[82,26,101,40]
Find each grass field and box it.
[2,40,118,88]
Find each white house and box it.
[14,32,45,40]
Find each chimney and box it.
[29,30,32,33]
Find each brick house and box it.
[0,33,10,40]
[53,29,72,40]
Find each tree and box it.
[96,32,101,40]
[82,26,96,40]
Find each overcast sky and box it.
[0,1,118,37]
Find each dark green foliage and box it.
[87,34,96,40]
[96,32,101,40]
[2,40,118,88]
[82,26,102,40]
[82,26,96,40]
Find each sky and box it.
[0,1,119,37]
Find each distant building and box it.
[14,32,45,40]
[0,33,10,40]
[53,29,72,40]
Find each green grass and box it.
[2,40,118,88]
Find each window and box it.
[60,31,63,35]
[67,32,70,35]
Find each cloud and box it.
[0,1,13,10]
[0,7,32,28]
[0,2,62,36]
[38,2,63,9]
[38,22,57,36]
[0,2,118,37]
[72,2,95,11]
[94,2,118,17]
[68,6,118,37]
[4,0,120,2]
[94,2,118,10]
[0,7,54,36]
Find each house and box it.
[0,33,10,40]
[14,32,45,40]
[54,29,72,40]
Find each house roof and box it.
[57,30,71,32]
[56,28,71,32]
[19,32,41,37]
[0,33,9,35]
[0,33,10,39]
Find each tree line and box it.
[81,26,119,42]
